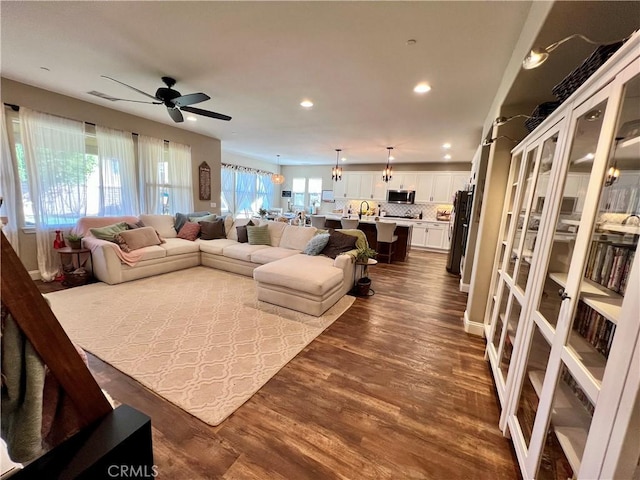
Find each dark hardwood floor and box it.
[39,250,520,479]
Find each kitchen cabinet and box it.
[333,174,347,198]
[450,173,469,196]
[346,173,361,198]
[358,173,386,201]
[411,221,449,250]
[483,38,640,480]
[414,174,434,203]
[388,172,417,191]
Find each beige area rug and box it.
[45,267,354,426]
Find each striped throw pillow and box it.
[246,224,271,245]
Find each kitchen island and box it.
[324,215,412,262]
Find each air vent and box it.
[87,90,119,102]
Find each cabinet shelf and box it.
[596,223,640,235]
[548,272,622,324]
[528,370,590,475]
[567,332,606,384]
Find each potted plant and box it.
[355,246,376,296]
[66,233,84,250]
[258,207,268,218]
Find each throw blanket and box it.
[73,216,144,267]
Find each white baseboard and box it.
[463,310,485,337]
[459,280,470,293]
[29,270,41,281]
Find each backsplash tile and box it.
[330,200,451,221]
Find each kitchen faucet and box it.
[359,201,370,219]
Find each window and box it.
[292,177,306,209]
[220,165,275,217]
[308,177,322,208]
[291,177,322,210]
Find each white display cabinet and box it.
[484,35,640,480]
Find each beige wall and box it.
[2,78,221,271]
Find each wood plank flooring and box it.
[40,250,521,479]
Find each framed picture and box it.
[198,162,211,201]
[281,190,292,198]
[321,190,335,202]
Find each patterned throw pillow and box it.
[199,218,226,240]
[320,230,358,259]
[177,222,201,241]
[235,220,254,243]
[174,211,211,232]
[303,233,331,256]
[246,224,271,245]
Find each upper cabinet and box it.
[388,172,417,191]
[484,36,640,480]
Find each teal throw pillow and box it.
[303,233,330,256]
[189,213,217,224]
[174,211,211,232]
[90,222,129,242]
[246,224,271,245]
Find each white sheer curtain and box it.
[96,126,139,215]
[167,141,193,213]
[220,166,235,215]
[20,107,87,281]
[257,172,274,210]
[0,108,20,252]
[138,135,164,214]
[235,170,255,217]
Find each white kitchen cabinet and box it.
[415,174,434,203]
[345,173,361,198]
[411,222,426,246]
[431,173,453,203]
[333,174,347,199]
[411,221,449,250]
[388,172,417,191]
[484,39,640,480]
[371,177,387,201]
[450,173,469,197]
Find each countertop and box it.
[324,214,450,227]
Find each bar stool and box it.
[310,215,326,229]
[375,221,397,263]
[340,218,359,229]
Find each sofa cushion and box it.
[199,238,238,255]
[253,254,343,296]
[162,237,201,256]
[303,233,330,256]
[279,225,318,251]
[174,211,211,232]
[321,230,358,259]
[223,243,270,262]
[227,218,253,241]
[262,220,288,247]
[236,220,255,243]
[199,218,226,240]
[90,222,129,242]
[177,222,201,241]
[250,247,301,265]
[134,245,167,261]
[247,224,271,245]
[114,227,163,252]
[139,214,177,238]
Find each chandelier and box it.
[332,149,343,181]
[382,147,393,182]
[271,154,285,185]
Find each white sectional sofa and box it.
[72,214,360,316]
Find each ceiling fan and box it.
[97,75,232,123]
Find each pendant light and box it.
[382,147,393,183]
[271,154,285,185]
[605,137,623,187]
[332,149,343,181]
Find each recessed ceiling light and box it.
[406,39,417,46]
[300,100,314,108]
[444,154,452,160]
[186,116,197,122]
[413,83,431,94]
[442,143,451,149]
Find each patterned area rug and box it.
[45,267,354,426]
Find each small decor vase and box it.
[53,230,66,249]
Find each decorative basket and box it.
[524,101,562,133]
[63,270,89,287]
[552,41,626,103]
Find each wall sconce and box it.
[332,149,343,181]
[482,136,519,147]
[522,33,630,70]
[382,147,393,183]
[493,114,532,126]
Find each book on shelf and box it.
[585,240,636,294]
[573,302,617,359]
[560,367,595,416]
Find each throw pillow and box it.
[126,220,145,230]
[90,222,129,242]
[199,218,226,240]
[235,220,255,243]
[246,224,271,245]
[303,233,330,256]
[177,221,201,241]
[320,230,358,259]
[189,213,217,224]
[114,227,163,253]
[174,211,211,232]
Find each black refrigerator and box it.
[446,190,472,274]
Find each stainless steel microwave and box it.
[387,190,415,204]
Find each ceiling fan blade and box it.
[167,107,184,123]
[181,106,232,121]
[87,90,161,104]
[173,93,210,107]
[101,75,159,101]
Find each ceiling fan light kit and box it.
[100,75,232,123]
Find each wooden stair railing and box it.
[1,231,154,479]
[1,231,112,425]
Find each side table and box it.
[57,247,93,286]
[351,258,377,297]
